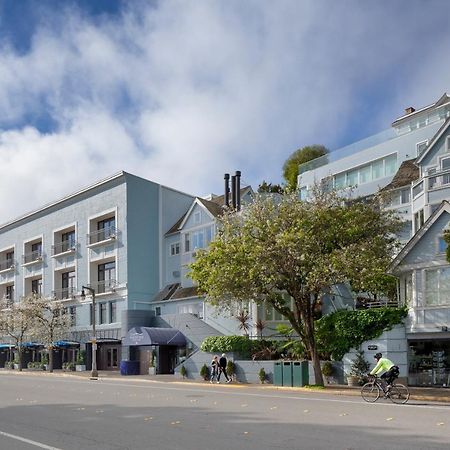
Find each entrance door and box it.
[99,345,120,370]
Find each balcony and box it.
[52,287,76,300]
[0,259,15,272]
[22,250,43,265]
[87,227,117,246]
[85,279,117,295]
[51,241,77,256]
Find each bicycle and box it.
[361,375,410,404]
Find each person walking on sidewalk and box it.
[210,355,219,383]
[217,353,231,383]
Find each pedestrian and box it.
[217,353,231,383]
[210,355,219,383]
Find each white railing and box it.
[87,227,117,245]
[52,241,77,256]
[22,250,43,264]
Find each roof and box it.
[152,285,200,302]
[122,327,187,346]
[392,93,450,126]
[380,159,419,192]
[165,186,253,236]
[415,116,450,165]
[389,200,450,273]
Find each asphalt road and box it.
[0,373,449,450]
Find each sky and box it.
[0,0,450,224]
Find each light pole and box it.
[81,286,98,379]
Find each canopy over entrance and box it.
[123,327,186,347]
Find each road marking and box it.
[0,430,62,449]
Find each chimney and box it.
[405,106,415,115]
[235,171,241,211]
[224,173,230,207]
[231,175,237,210]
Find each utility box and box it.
[292,361,309,387]
[273,362,283,386]
[282,361,293,387]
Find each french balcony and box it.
[51,241,77,256]
[52,287,76,300]
[22,250,43,265]
[87,227,118,246]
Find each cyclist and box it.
[369,353,399,391]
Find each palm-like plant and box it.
[235,310,251,336]
[255,319,266,339]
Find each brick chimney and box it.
[405,106,415,115]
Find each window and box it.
[61,231,76,252]
[346,169,358,186]
[61,271,75,298]
[359,165,371,184]
[416,141,428,157]
[404,274,412,306]
[155,306,161,316]
[425,267,450,306]
[384,154,397,176]
[90,304,94,325]
[372,159,384,179]
[193,211,201,224]
[400,188,411,204]
[442,157,450,170]
[428,167,437,189]
[192,231,204,250]
[413,181,424,197]
[334,172,346,188]
[98,262,115,293]
[184,233,190,252]
[97,217,116,241]
[5,285,14,303]
[170,242,180,256]
[6,251,14,267]
[447,136,450,152]
[438,237,447,254]
[109,301,117,323]
[414,209,425,232]
[31,242,42,260]
[31,278,42,295]
[205,226,213,245]
[99,303,107,324]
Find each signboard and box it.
[368,345,378,350]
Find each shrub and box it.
[200,363,209,381]
[76,350,86,365]
[201,335,253,356]
[180,365,187,379]
[350,350,370,385]
[226,360,235,379]
[258,367,266,384]
[321,361,334,377]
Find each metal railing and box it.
[52,287,76,300]
[87,227,117,245]
[0,259,15,271]
[22,250,43,264]
[86,279,117,295]
[51,241,77,256]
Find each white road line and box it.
[0,430,62,450]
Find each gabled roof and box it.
[380,159,419,192]
[415,116,450,165]
[389,200,450,273]
[210,185,254,206]
[152,285,199,302]
[392,93,450,127]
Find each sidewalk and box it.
[2,368,450,403]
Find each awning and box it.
[53,340,80,348]
[21,342,43,348]
[0,344,14,349]
[122,327,187,347]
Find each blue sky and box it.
[0,0,450,222]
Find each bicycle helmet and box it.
[374,352,382,360]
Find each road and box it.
[0,373,449,450]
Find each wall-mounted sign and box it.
[368,345,378,350]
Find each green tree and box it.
[190,190,400,386]
[282,145,328,191]
[258,180,284,194]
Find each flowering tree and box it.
[190,190,400,386]
[0,295,38,371]
[28,295,73,372]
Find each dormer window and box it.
[416,140,428,157]
[441,157,450,170]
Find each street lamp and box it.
[81,286,98,379]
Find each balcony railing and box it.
[87,227,117,245]
[85,279,117,295]
[52,287,76,300]
[22,250,43,265]
[52,241,77,256]
[0,259,15,271]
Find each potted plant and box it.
[258,367,266,384]
[63,362,75,372]
[180,365,187,379]
[75,350,86,372]
[41,353,49,371]
[347,350,370,386]
[200,363,209,381]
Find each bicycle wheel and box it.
[389,384,410,404]
[361,382,380,403]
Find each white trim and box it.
[416,117,450,164]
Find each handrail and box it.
[87,227,117,245]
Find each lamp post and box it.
[81,286,98,379]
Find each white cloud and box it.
[0,0,450,223]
